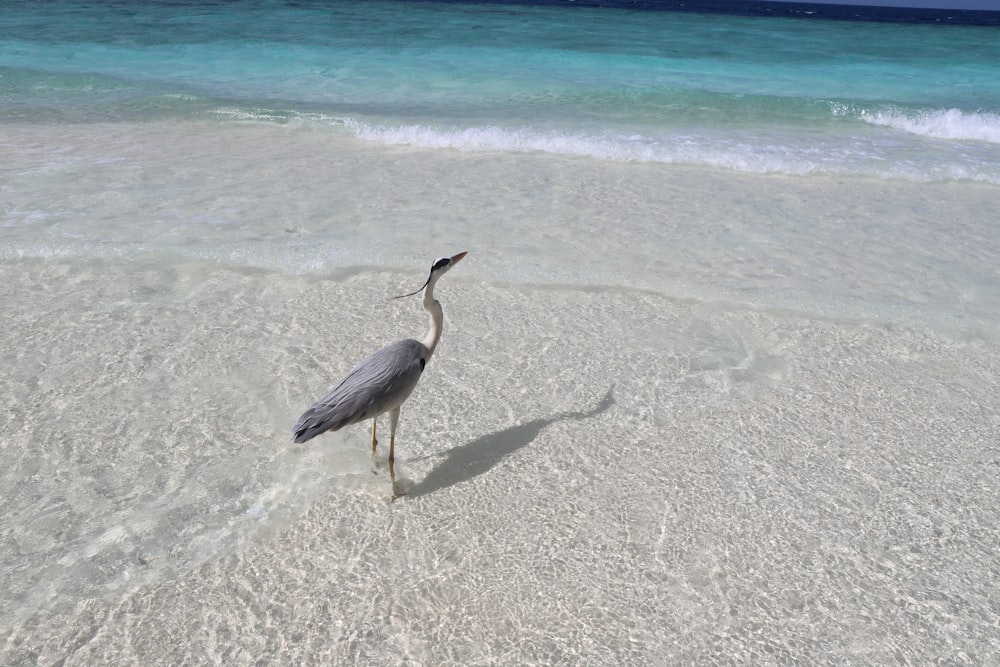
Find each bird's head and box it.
[394,251,467,299]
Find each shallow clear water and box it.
[2,1,1000,664]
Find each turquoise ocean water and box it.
[3,2,1000,663]
[4,0,1000,327]
[4,0,1000,181]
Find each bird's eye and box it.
[432,258,450,271]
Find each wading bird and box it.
[292,252,467,498]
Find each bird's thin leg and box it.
[370,418,378,469]
[388,406,402,499]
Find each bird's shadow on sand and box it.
[404,387,615,498]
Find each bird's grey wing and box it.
[292,339,427,443]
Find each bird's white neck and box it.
[421,280,444,361]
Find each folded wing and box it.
[292,338,428,443]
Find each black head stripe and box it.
[393,273,431,299]
[432,257,450,272]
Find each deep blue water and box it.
[447,0,1000,25]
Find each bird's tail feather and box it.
[292,409,347,443]
[293,427,321,444]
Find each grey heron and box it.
[292,251,467,498]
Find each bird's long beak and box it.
[451,251,468,264]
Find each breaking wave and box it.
[342,117,1000,184]
[858,107,1000,144]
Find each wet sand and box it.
[3,260,999,664]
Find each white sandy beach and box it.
[5,0,1000,658]
[2,120,1000,663]
[3,254,1000,664]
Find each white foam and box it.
[858,107,1000,144]
[341,117,1000,183]
[345,119,821,174]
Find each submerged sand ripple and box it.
[2,261,999,664]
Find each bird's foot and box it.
[390,479,406,501]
